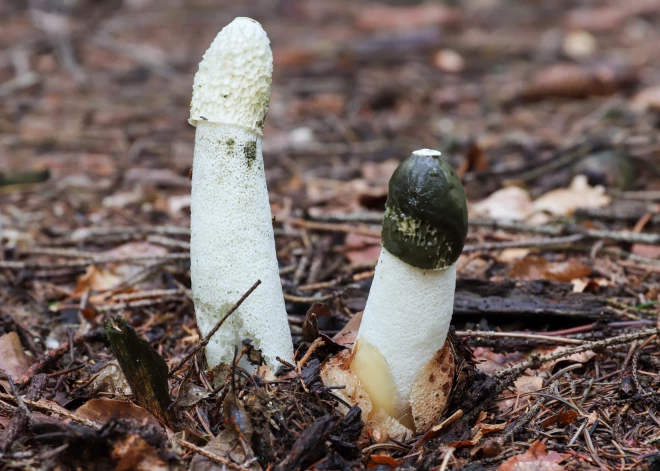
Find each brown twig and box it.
[463,234,585,252]
[174,437,250,471]
[457,330,584,345]
[96,290,188,312]
[0,392,99,429]
[0,253,189,270]
[296,338,325,374]
[169,280,261,376]
[496,395,548,444]
[283,292,339,303]
[470,217,660,245]
[495,327,660,379]
[14,328,106,388]
[279,217,381,238]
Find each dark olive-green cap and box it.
[381,150,468,270]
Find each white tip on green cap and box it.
[189,17,273,134]
[412,149,442,156]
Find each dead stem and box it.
[495,327,660,379]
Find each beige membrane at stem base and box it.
[350,338,415,430]
[409,342,455,431]
[320,343,455,442]
[349,339,455,432]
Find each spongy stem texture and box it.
[355,248,456,409]
[190,17,272,134]
[190,121,293,370]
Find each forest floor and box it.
[2,0,660,469]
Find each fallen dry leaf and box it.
[74,265,123,295]
[190,428,262,471]
[75,398,164,431]
[176,382,210,408]
[494,375,544,415]
[101,242,169,279]
[368,455,401,469]
[533,175,610,216]
[509,256,592,282]
[111,434,168,471]
[273,46,317,68]
[540,409,579,429]
[124,167,190,187]
[520,62,637,101]
[361,159,399,184]
[571,278,589,293]
[566,2,660,33]
[533,346,597,372]
[448,428,483,448]
[447,412,506,448]
[333,311,362,348]
[574,277,612,294]
[432,49,464,73]
[101,241,168,260]
[0,332,33,379]
[565,7,627,32]
[514,375,544,395]
[471,186,533,221]
[457,142,489,177]
[71,154,114,178]
[168,194,191,215]
[497,248,531,263]
[473,347,528,375]
[481,422,507,434]
[497,440,568,471]
[354,3,460,31]
[632,85,660,112]
[345,232,381,266]
[291,93,347,117]
[302,302,332,342]
[631,243,660,259]
[103,189,145,208]
[89,361,132,396]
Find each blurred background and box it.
[2,0,659,215]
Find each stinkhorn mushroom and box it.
[189,17,293,371]
[322,149,468,438]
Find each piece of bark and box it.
[275,415,335,471]
[453,279,614,320]
[349,279,613,321]
[190,428,262,471]
[104,316,174,428]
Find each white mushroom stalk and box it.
[189,17,293,371]
[350,149,468,432]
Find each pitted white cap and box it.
[189,17,273,134]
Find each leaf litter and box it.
[2,0,660,469]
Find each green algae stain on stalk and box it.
[244,140,257,168]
